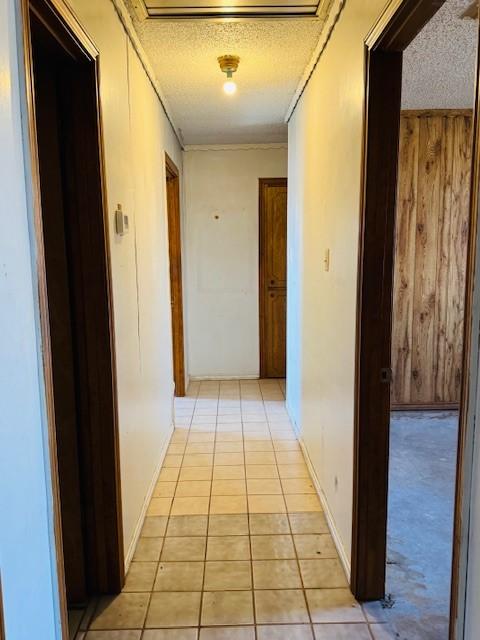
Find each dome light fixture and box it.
[218,54,240,95]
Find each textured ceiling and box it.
[125,3,327,144]
[402,0,478,109]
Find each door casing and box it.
[351,3,480,640]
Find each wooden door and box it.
[166,154,186,396]
[259,178,288,378]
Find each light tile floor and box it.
[75,379,392,639]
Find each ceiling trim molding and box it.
[184,142,288,151]
[109,0,184,148]
[285,0,346,122]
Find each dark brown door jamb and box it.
[351,0,451,604]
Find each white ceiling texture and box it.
[402,0,478,109]
[124,0,334,145]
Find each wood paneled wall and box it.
[391,110,472,408]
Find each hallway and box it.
[74,379,386,639]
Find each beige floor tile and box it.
[164,455,183,468]
[215,441,243,453]
[161,536,206,561]
[273,441,301,451]
[255,590,309,624]
[253,559,302,589]
[243,431,270,440]
[306,589,365,624]
[175,480,211,497]
[210,495,247,514]
[167,515,208,537]
[244,441,273,452]
[146,592,201,628]
[154,561,204,591]
[206,535,250,560]
[204,561,252,590]
[179,467,213,481]
[133,537,163,561]
[289,513,329,534]
[168,443,187,455]
[171,496,210,516]
[199,627,255,640]
[215,432,243,442]
[213,465,245,480]
[90,593,149,630]
[275,451,305,465]
[201,591,254,626]
[185,443,215,454]
[214,452,244,466]
[281,479,316,494]
[147,498,172,517]
[257,625,313,640]
[313,623,372,639]
[208,514,249,536]
[299,559,348,588]
[188,433,215,443]
[246,465,279,479]
[153,481,177,498]
[278,464,310,479]
[158,468,180,482]
[245,452,276,465]
[248,494,286,513]
[285,494,322,513]
[294,534,338,560]
[84,631,142,639]
[247,479,282,495]
[141,516,168,537]
[123,562,158,591]
[183,454,214,467]
[249,513,290,535]
[142,629,198,640]
[251,534,295,559]
[211,479,246,496]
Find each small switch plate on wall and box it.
[115,204,129,236]
[324,248,330,272]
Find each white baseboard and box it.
[124,422,174,572]
[189,375,260,381]
[297,437,351,581]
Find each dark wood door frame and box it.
[352,2,480,639]
[20,0,124,633]
[259,177,288,379]
[165,153,186,397]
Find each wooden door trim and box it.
[351,0,477,616]
[259,177,288,379]
[165,152,186,397]
[352,0,480,636]
[19,0,123,634]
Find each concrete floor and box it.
[365,410,458,639]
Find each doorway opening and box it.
[165,153,186,397]
[352,0,479,638]
[24,0,124,635]
[259,177,288,379]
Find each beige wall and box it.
[67,0,182,562]
[184,145,288,379]
[286,0,387,569]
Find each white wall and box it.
[286,0,388,567]
[0,1,62,637]
[0,1,181,635]
[66,0,182,561]
[184,145,287,379]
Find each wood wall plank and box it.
[392,111,472,407]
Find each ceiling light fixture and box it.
[218,54,240,95]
